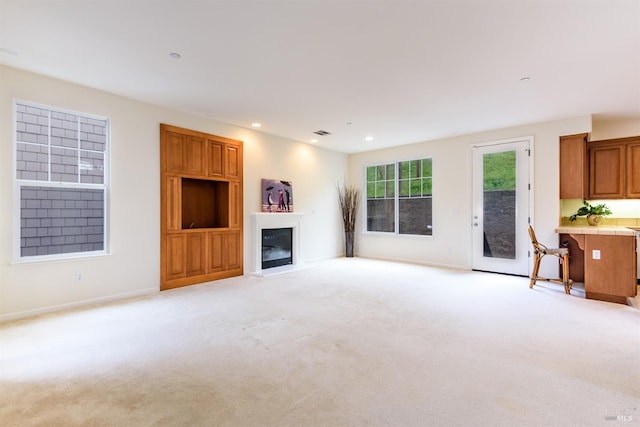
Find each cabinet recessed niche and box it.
[181,178,229,229]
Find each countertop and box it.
[555,225,638,236]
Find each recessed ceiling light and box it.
[520,76,530,82]
[310,139,318,143]
[169,52,181,59]
[365,136,374,141]
[251,122,262,128]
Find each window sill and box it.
[10,251,111,266]
[363,231,434,238]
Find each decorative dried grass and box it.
[337,183,360,233]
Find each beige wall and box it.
[0,66,347,321]
[591,116,640,140]
[348,115,592,277]
[2,64,637,321]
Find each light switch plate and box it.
[592,249,601,260]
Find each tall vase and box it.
[345,231,354,257]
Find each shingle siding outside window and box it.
[15,102,109,259]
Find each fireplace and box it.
[262,228,293,269]
[251,212,303,275]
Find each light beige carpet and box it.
[1,257,638,426]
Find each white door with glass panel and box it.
[472,138,532,276]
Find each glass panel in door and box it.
[472,138,531,276]
[483,151,516,259]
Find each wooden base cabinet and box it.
[560,233,637,304]
[160,124,243,290]
[584,235,637,304]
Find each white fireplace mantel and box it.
[251,212,303,276]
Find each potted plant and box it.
[569,200,612,226]
[337,183,360,257]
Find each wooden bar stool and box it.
[527,225,573,294]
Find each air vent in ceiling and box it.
[313,130,332,136]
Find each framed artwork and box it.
[261,179,294,212]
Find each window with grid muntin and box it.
[366,158,432,235]
[15,101,109,258]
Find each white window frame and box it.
[364,157,433,237]
[13,100,110,263]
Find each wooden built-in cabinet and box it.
[560,134,640,199]
[160,124,243,290]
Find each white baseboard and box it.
[0,287,158,323]
[356,254,469,271]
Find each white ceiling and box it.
[1,0,639,153]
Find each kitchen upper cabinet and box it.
[588,136,640,199]
[588,141,625,199]
[560,133,588,199]
[560,134,640,200]
[627,140,640,198]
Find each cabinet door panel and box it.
[208,232,224,272]
[186,232,207,276]
[229,181,242,229]
[185,136,206,176]
[627,142,640,198]
[226,231,242,271]
[589,144,624,199]
[165,176,181,231]
[584,235,636,299]
[207,139,224,177]
[559,134,587,199]
[166,234,186,281]
[164,132,184,173]
[226,144,241,179]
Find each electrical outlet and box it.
[592,250,601,260]
[76,272,83,282]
